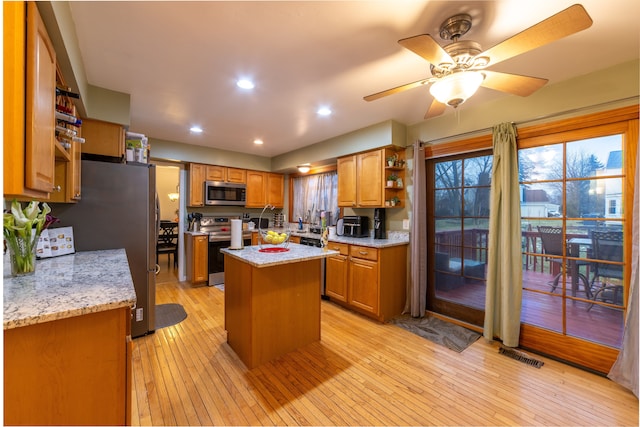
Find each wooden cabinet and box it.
[246,171,284,208]
[246,171,267,207]
[337,155,357,207]
[337,147,405,208]
[325,242,407,322]
[325,242,349,302]
[349,246,379,313]
[206,165,247,183]
[357,150,384,207]
[4,307,132,425]
[186,233,208,284]
[289,235,301,244]
[205,165,225,181]
[4,1,57,199]
[266,173,285,207]
[50,68,81,203]
[188,163,206,207]
[81,118,125,159]
[227,167,247,184]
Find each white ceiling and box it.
[68,1,639,158]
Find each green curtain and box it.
[484,122,522,347]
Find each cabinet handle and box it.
[53,185,61,192]
[358,250,368,255]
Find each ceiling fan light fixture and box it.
[429,71,484,108]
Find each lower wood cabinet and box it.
[4,307,132,426]
[325,242,407,322]
[186,233,208,284]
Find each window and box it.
[609,200,617,215]
[291,171,338,225]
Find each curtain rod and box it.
[420,96,637,146]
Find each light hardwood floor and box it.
[132,260,638,426]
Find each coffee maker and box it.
[374,208,386,239]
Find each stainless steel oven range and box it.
[199,216,251,286]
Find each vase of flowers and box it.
[4,200,56,277]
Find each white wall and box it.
[156,165,180,221]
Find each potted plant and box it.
[387,174,398,187]
[391,196,400,207]
[386,155,397,167]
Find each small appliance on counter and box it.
[342,215,369,238]
[374,208,386,239]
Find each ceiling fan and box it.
[364,4,593,119]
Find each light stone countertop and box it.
[288,229,410,248]
[221,243,338,268]
[3,248,137,330]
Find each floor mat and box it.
[390,314,480,353]
[155,303,187,330]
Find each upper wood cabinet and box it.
[246,171,284,208]
[205,165,247,184]
[188,163,206,207]
[227,167,247,184]
[337,147,405,209]
[81,118,125,159]
[4,1,57,199]
[245,170,266,208]
[266,173,284,207]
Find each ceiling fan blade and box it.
[480,70,548,96]
[398,34,454,65]
[479,4,593,68]
[363,78,430,102]
[425,99,446,119]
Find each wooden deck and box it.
[435,269,624,348]
[131,259,637,426]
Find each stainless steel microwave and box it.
[204,181,246,206]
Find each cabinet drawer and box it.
[349,245,378,262]
[326,242,349,255]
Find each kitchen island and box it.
[221,243,338,369]
[3,249,136,426]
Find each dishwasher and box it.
[299,236,328,298]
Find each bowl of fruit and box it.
[257,205,291,252]
[260,229,290,246]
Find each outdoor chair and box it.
[588,229,624,309]
[537,226,590,297]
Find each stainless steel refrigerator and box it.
[54,160,157,338]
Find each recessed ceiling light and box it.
[237,79,255,90]
[317,106,332,116]
[254,139,263,145]
[190,126,203,133]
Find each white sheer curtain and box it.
[406,142,427,317]
[291,172,338,224]
[607,142,639,397]
[484,122,523,347]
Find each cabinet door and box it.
[205,165,225,181]
[266,173,284,208]
[188,163,205,207]
[81,119,125,158]
[357,149,383,207]
[245,170,266,208]
[25,1,56,194]
[193,235,208,283]
[326,254,348,302]
[72,137,82,200]
[226,167,247,184]
[349,257,379,314]
[337,156,357,207]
